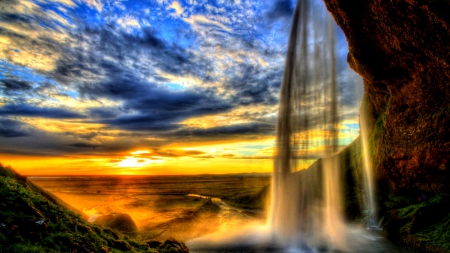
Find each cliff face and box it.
[323,0,450,195]
[322,1,450,251]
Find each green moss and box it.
[397,203,426,219]
[3,243,49,253]
[369,112,385,156]
[417,215,450,250]
[383,193,450,252]
[432,105,450,119]
[367,96,391,171]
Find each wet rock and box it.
[111,240,131,251]
[81,243,94,253]
[194,199,220,217]
[160,238,188,253]
[159,244,170,251]
[70,243,80,253]
[168,247,179,253]
[147,240,162,248]
[94,213,138,233]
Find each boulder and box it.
[94,213,138,233]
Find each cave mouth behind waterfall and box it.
[188,0,401,252]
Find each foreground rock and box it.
[146,238,189,253]
[94,213,139,234]
[142,198,221,242]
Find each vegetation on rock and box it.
[381,193,450,252]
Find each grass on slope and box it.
[0,164,186,253]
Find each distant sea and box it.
[29,174,271,197]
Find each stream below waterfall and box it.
[186,194,414,253]
[186,194,264,232]
[188,225,414,253]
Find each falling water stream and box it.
[269,0,347,249]
[360,106,380,230]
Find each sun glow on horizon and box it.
[130,150,151,155]
[117,157,150,168]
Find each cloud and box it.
[88,107,120,119]
[0,103,86,119]
[117,15,141,31]
[172,122,275,138]
[50,0,76,7]
[0,148,55,156]
[0,79,32,92]
[68,142,104,148]
[137,148,205,158]
[85,77,233,132]
[184,14,232,33]
[225,63,282,106]
[50,24,206,86]
[0,0,71,72]
[0,118,29,138]
[168,1,184,16]
[3,16,282,138]
[83,0,103,12]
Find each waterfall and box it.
[269,0,354,250]
[360,101,379,229]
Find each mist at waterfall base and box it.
[188,0,410,253]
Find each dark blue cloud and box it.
[0,79,32,92]
[52,24,208,85]
[0,118,29,138]
[68,142,104,149]
[136,27,166,50]
[88,108,120,119]
[227,63,282,106]
[0,104,86,119]
[100,115,182,131]
[172,122,275,138]
[0,13,32,25]
[80,75,233,132]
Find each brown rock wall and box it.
[323,0,450,194]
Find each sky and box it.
[0,0,361,175]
